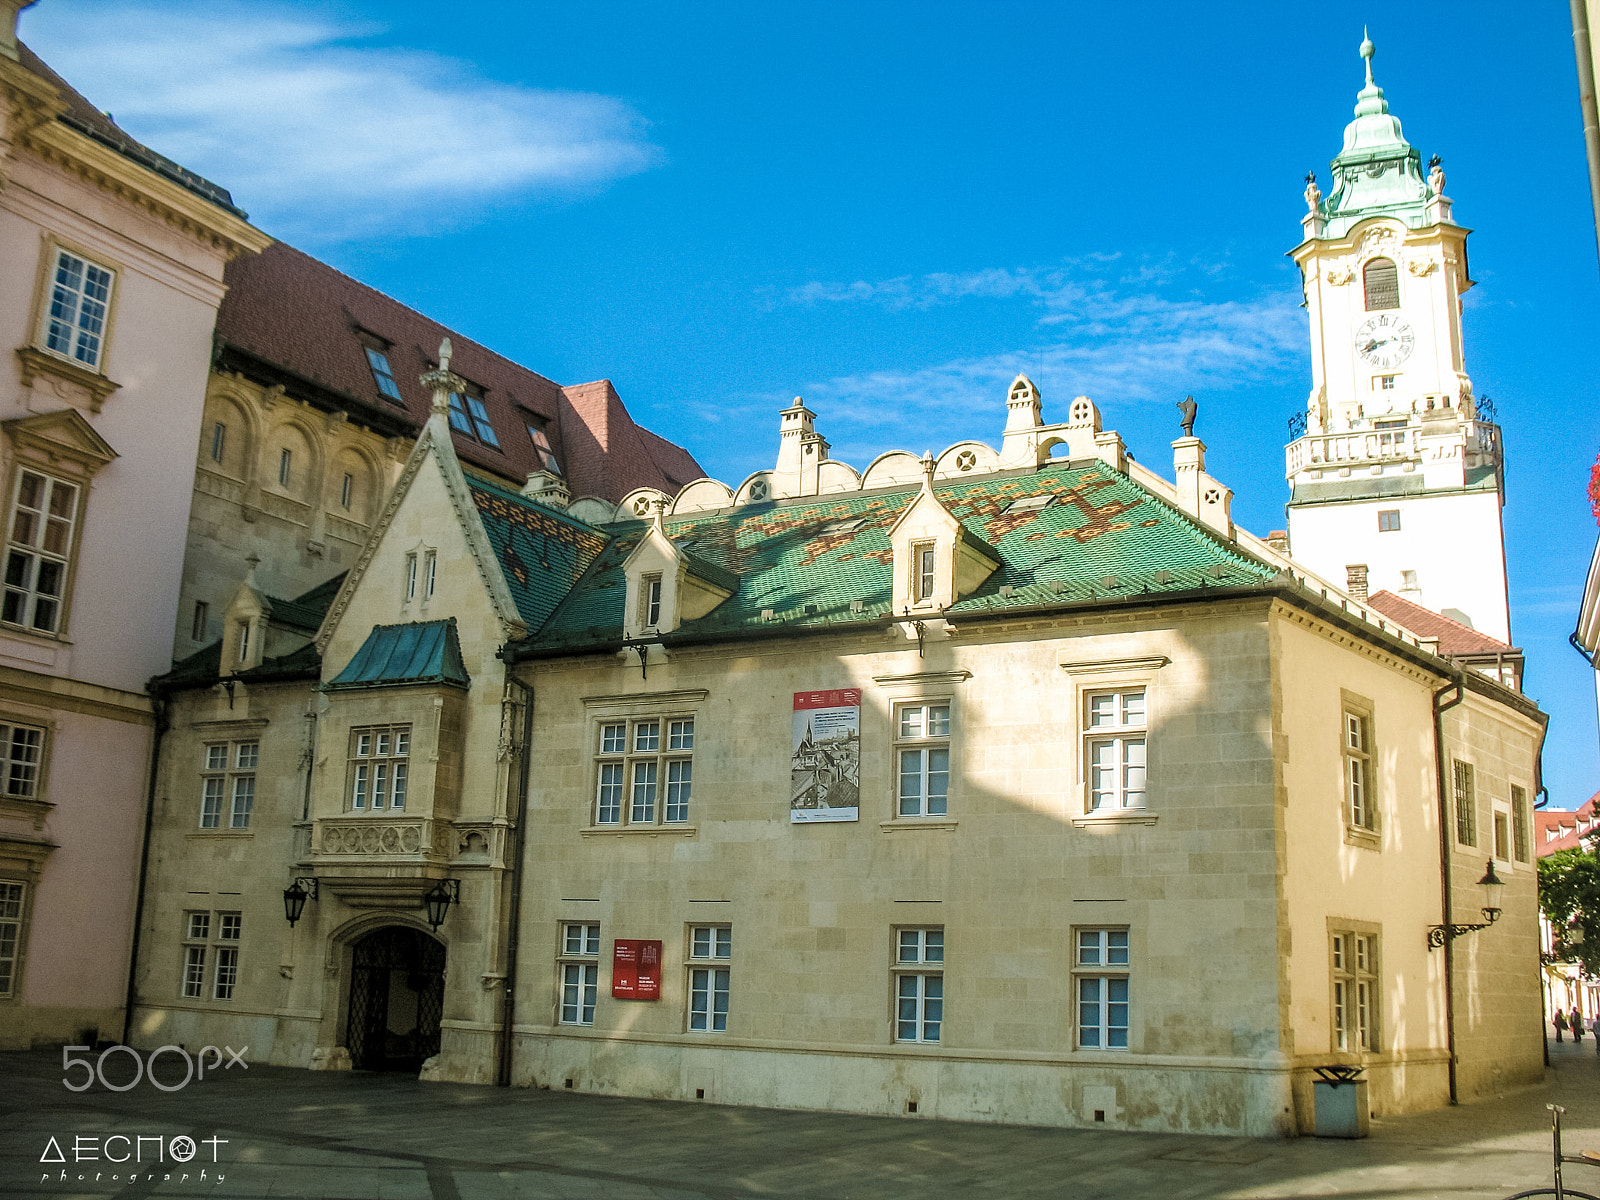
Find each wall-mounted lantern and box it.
[1427,860,1505,949]
[424,879,460,930]
[283,877,319,927]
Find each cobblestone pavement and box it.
[3,1039,1599,1200]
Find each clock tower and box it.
[1285,34,1510,645]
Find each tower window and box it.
[1363,258,1399,311]
[1377,510,1401,532]
[1371,375,1397,391]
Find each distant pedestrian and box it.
[1574,1007,1586,1044]
[1555,1009,1568,1042]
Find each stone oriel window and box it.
[348,725,410,811]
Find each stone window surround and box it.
[1059,655,1168,828]
[1328,917,1381,1055]
[16,236,124,413]
[1073,926,1131,1052]
[180,908,243,1002]
[579,689,706,837]
[557,921,601,1025]
[686,923,731,1034]
[871,671,969,833]
[1341,689,1380,850]
[0,701,53,828]
[892,926,944,1045]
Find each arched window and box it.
[1363,257,1399,311]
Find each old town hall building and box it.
[113,37,1545,1137]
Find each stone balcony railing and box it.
[312,815,452,861]
[1285,420,1498,478]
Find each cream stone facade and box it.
[130,350,1546,1135]
[0,3,270,1048]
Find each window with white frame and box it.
[348,725,410,811]
[1075,928,1129,1050]
[4,468,79,634]
[558,922,600,1025]
[893,927,943,1043]
[0,881,25,997]
[895,702,950,817]
[593,716,693,826]
[1331,930,1377,1051]
[1453,760,1477,847]
[181,910,241,1001]
[200,740,258,830]
[687,925,731,1033]
[640,573,663,629]
[1085,690,1145,811]
[42,248,114,370]
[912,541,936,603]
[2,721,44,801]
[1343,708,1375,832]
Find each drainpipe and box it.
[1433,672,1466,1104]
[121,690,171,1047]
[497,673,534,1087]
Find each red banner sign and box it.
[611,939,662,1000]
[794,688,862,711]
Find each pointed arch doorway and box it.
[345,925,445,1072]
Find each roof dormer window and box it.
[448,386,500,448]
[527,420,561,474]
[1002,494,1054,514]
[914,543,936,603]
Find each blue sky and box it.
[23,1,1600,806]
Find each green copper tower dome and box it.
[1313,32,1440,238]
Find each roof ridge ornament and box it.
[1354,29,1389,118]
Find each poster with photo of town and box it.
[790,689,862,822]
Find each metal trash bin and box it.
[1312,1065,1369,1138]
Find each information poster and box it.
[611,939,662,999]
[790,688,862,823]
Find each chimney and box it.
[1345,564,1368,601]
[1,2,35,62]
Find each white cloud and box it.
[768,258,1304,470]
[20,2,660,240]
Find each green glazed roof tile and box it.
[525,462,1277,651]
[468,476,610,630]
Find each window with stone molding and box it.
[3,468,80,635]
[1085,690,1146,812]
[593,716,693,826]
[1331,929,1378,1051]
[558,922,600,1025]
[348,725,410,811]
[1,721,44,802]
[40,247,115,371]
[1453,760,1477,847]
[200,740,258,830]
[893,927,943,1043]
[0,880,25,997]
[181,910,242,1001]
[1363,257,1399,311]
[1075,928,1130,1050]
[894,701,950,818]
[1343,704,1376,835]
[687,925,731,1033]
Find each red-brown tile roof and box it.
[216,243,702,502]
[1537,791,1600,857]
[1365,590,1516,656]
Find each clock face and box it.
[1355,313,1415,369]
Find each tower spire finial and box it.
[1360,27,1375,86]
